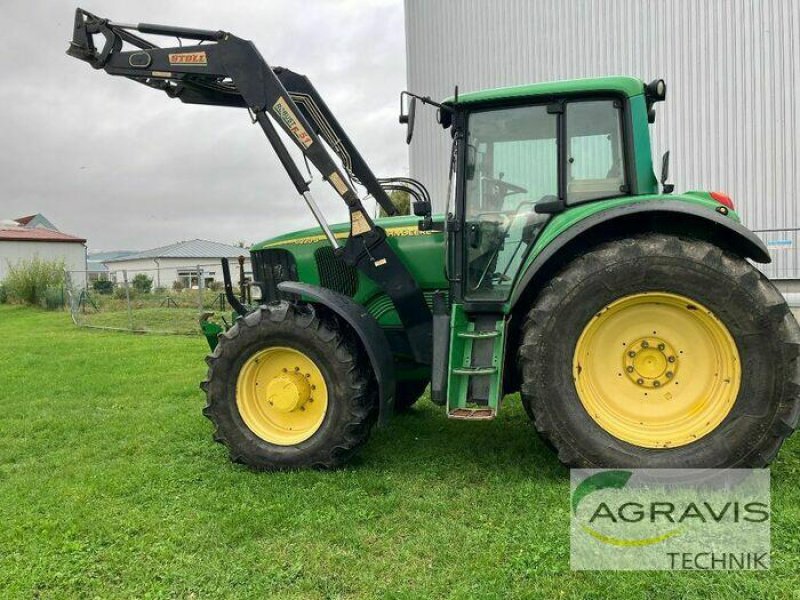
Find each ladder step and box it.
[457,330,500,339]
[448,407,496,420]
[452,366,497,376]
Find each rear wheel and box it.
[202,303,377,470]
[519,234,800,468]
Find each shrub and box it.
[0,284,6,304]
[93,279,114,295]
[132,273,153,294]
[113,284,134,300]
[3,257,65,306]
[172,280,185,292]
[40,286,65,310]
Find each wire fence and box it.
[66,261,250,335]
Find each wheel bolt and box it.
[657,343,665,351]
[628,351,636,358]
[668,356,676,363]
[653,381,661,387]
[641,341,649,348]
[666,371,673,378]
[636,378,644,385]
[626,366,634,373]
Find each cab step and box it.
[448,407,496,420]
[446,306,506,418]
[457,330,500,339]
[452,366,498,376]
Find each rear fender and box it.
[278,281,396,425]
[510,199,770,310]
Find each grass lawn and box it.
[75,307,206,336]
[1,304,799,598]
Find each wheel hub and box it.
[266,370,311,413]
[623,336,678,388]
[236,347,328,446]
[572,292,741,448]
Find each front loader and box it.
[68,9,799,470]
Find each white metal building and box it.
[405,0,800,285]
[103,239,251,290]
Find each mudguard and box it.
[277,281,396,425]
[510,199,771,309]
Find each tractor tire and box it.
[201,302,377,470]
[519,233,800,468]
[394,380,429,412]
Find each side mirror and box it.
[413,200,431,217]
[399,95,417,144]
[660,150,674,194]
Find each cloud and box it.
[0,0,407,250]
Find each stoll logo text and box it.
[569,469,770,571]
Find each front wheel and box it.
[519,234,800,468]
[202,303,377,470]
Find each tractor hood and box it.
[251,215,440,250]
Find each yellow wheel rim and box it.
[572,292,740,448]
[236,347,328,446]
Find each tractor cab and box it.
[414,77,666,417]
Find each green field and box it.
[1,305,798,598]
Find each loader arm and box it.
[67,8,432,363]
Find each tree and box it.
[131,273,153,294]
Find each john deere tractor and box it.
[69,10,799,470]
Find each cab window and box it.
[566,100,626,204]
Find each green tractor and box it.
[69,10,799,470]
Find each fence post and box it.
[197,264,203,313]
[123,270,133,330]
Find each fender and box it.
[509,199,771,309]
[278,281,396,425]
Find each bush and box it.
[3,257,65,306]
[0,284,6,304]
[132,273,153,294]
[93,279,114,295]
[40,286,65,310]
[172,280,185,292]
[113,285,131,300]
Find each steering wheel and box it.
[482,177,528,197]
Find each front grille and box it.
[250,248,298,303]
[315,246,359,297]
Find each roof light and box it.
[646,79,667,101]
[710,191,734,210]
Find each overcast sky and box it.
[0,0,408,251]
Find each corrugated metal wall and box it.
[405,0,800,278]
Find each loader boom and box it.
[67,8,433,363]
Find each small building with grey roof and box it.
[103,239,251,290]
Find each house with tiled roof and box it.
[104,239,251,289]
[0,217,87,288]
[12,213,59,231]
